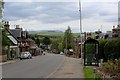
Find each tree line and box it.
[30,26,74,53]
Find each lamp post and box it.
[79,0,83,59]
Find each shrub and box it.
[104,39,120,60]
[101,59,120,77]
[98,40,108,61]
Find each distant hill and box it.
[29,30,63,34]
[38,31,64,37]
[29,30,80,38]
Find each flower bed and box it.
[96,59,120,79]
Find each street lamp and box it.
[79,0,83,59]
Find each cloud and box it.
[3,2,80,24]
[3,1,118,32]
[4,0,120,2]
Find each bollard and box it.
[93,68,96,80]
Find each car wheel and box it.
[28,56,32,59]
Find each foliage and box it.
[99,59,120,78]
[2,29,10,47]
[98,40,108,61]
[35,38,40,47]
[104,39,120,60]
[50,37,64,53]
[43,37,51,45]
[51,39,58,50]
[58,42,63,52]
[0,0,4,19]
[63,26,74,50]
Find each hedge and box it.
[104,39,120,60]
[98,40,108,61]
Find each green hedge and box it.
[97,39,120,61]
[98,40,108,61]
[104,39,120,60]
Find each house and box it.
[4,21,31,59]
[112,25,120,38]
[104,31,112,39]
[4,21,41,57]
[4,21,19,60]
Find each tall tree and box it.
[63,26,74,50]
[0,0,9,50]
[35,38,40,47]
[2,29,10,47]
[51,39,58,50]
[43,37,51,45]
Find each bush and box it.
[98,40,108,61]
[104,39,120,60]
[101,59,120,77]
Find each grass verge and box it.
[83,66,101,80]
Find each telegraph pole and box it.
[79,0,83,59]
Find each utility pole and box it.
[79,0,83,59]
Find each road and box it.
[2,53,65,78]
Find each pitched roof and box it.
[9,29,22,39]
[7,35,18,45]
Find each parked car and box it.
[20,51,32,60]
[43,51,45,55]
[60,52,64,55]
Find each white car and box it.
[60,52,64,55]
[20,51,32,60]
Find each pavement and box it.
[50,56,84,78]
[0,59,19,66]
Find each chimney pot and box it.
[7,21,9,25]
[113,26,115,29]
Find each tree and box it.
[43,37,51,45]
[2,29,10,48]
[35,38,40,47]
[0,0,4,20]
[58,42,63,52]
[51,39,58,50]
[63,26,74,50]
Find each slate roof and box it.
[9,29,22,39]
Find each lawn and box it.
[83,66,101,80]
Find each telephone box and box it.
[84,37,99,66]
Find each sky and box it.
[3,0,120,33]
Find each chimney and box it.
[4,21,10,30]
[117,25,120,29]
[15,25,20,29]
[113,25,115,29]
